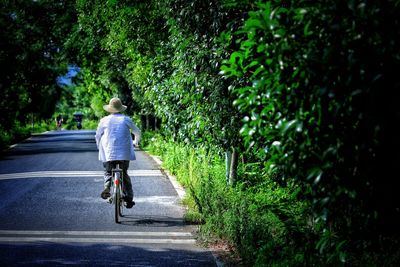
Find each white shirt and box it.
[95,114,141,162]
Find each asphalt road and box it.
[0,130,217,266]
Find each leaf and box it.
[244,60,259,70]
[245,18,266,30]
[251,65,266,78]
[229,51,244,68]
[304,21,313,36]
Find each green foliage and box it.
[0,0,76,130]
[146,134,317,266]
[65,0,164,117]
[222,0,400,265]
[0,119,52,151]
[55,69,114,120]
[67,0,246,147]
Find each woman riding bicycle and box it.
[95,97,141,208]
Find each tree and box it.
[0,0,76,129]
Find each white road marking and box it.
[0,230,196,244]
[0,170,163,180]
[134,196,178,205]
[0,230,192,237]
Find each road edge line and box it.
[146,154,186,200]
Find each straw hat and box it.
[103,97,127,113]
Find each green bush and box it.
[222,0,400,265]
[0,120,52,151]
[146,133,315,266]
[81,119,98,130]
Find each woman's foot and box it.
[100,188,111,199]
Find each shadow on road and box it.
[118,215,190,227]
[0,242,217,266]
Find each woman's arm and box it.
[95,119,105,148]
[126,117,141,146]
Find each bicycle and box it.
[107,162,126,223]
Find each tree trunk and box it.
[229,148,238,185]
[146,115,150,130]
[225,150,232,184]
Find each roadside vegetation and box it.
[1,0,399,265]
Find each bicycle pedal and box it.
[107,197,113,204]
